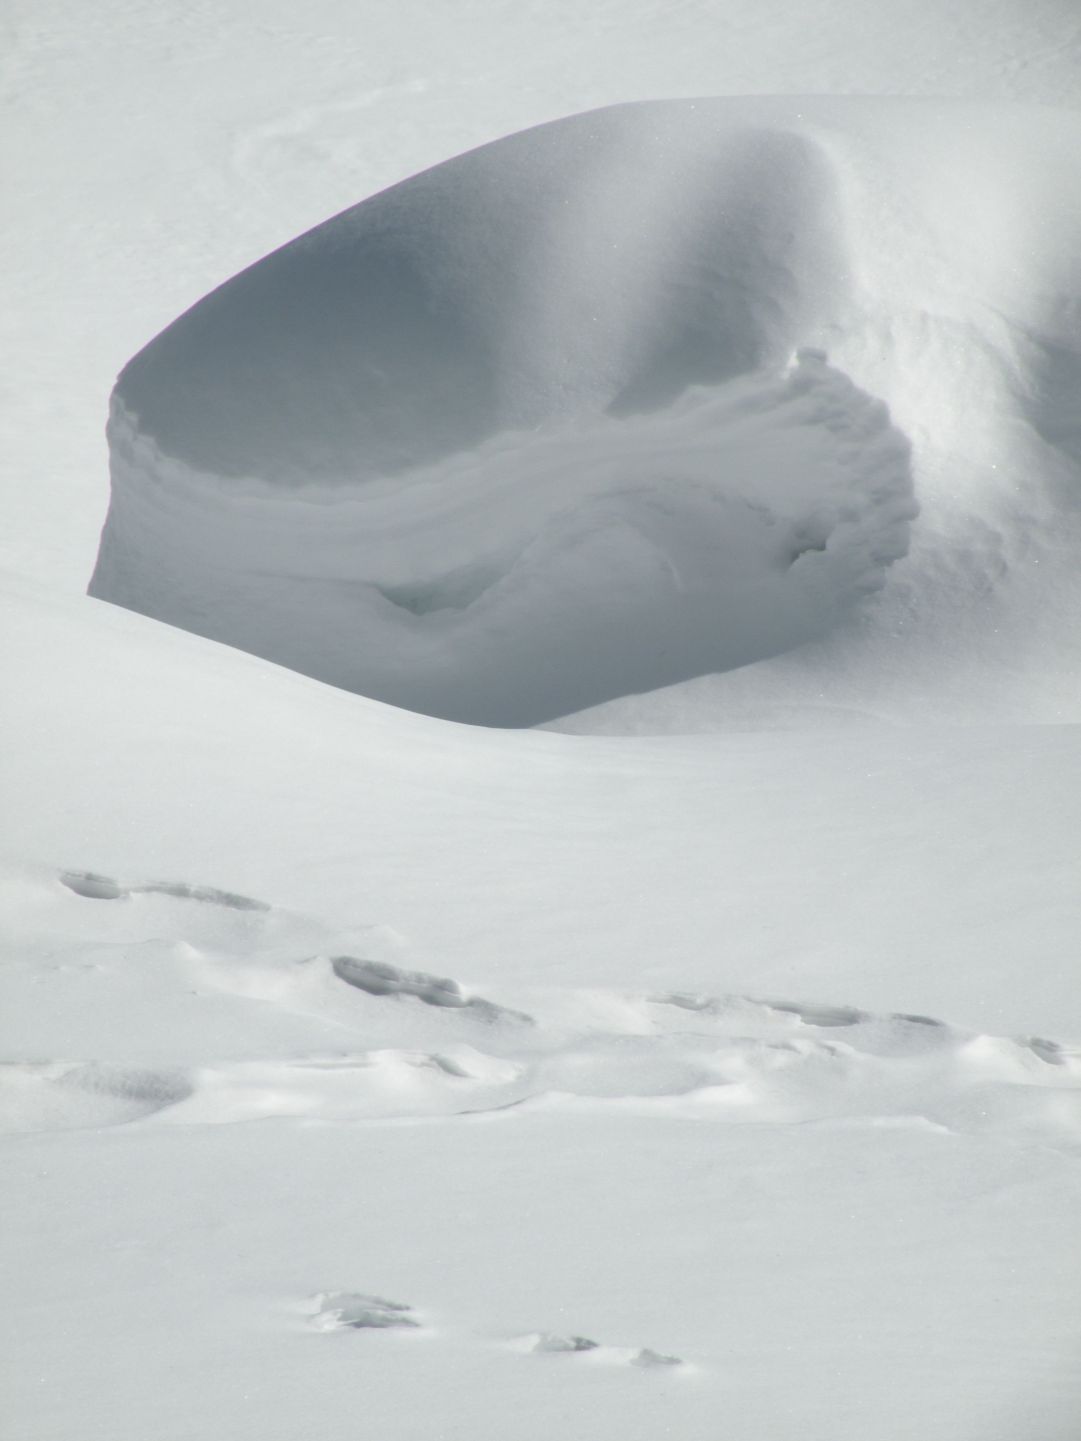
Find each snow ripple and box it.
[4,868,1076,1153]
[4,923,1078,1147]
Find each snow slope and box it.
[4,2,1081,1439]
[4,573,1081,1436]
[3,576,1080,1038]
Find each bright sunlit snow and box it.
[3,3,1081,1439]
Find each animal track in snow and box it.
[304,1300,685,1371]
[59,869,268,911]
[311,1292,420,1332]
[761,999,865,1028]
[12,880,1081,1150]
[1025,1036,1068,1065]
[138,881,268,911]
[513,1333,684,1368]
[330,956,533,1025]
[531,1333,599,1354]
[656,991,865,1027]
[652,990,953,1044]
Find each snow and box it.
[5,577,1081,1038]
[3,1,1081,1438]
[95,350,914,725]
[86,95,1081,727]
[4,856,1081,1438]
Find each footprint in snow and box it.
[655,991,865,1028]
[633,1347,683,1368]
[517,1333,683,1367]
[331,955,533,1025]
[307,1304,683,1369]
[59,869,267,911]
[311,1293,420,1332]
[531,1333,599,1354]
[59,870,127,901]
[763,999,865,1028]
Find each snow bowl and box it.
[90,102,915,726]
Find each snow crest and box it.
[90,114,914,725]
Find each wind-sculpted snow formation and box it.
[92,105,918,725]
[91,97,1081,727]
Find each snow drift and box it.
[90,97,1081,727]
[91,108,916,725]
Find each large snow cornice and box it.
[90,98,1081,726]
[112,105,856,485]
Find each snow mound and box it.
[91,109,915,725]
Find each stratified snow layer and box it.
[90,99,1081,727]
[98,355,912,725]
[7,8,1081,1440]
[90,107,927,724]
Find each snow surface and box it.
[3,2,1081,1439]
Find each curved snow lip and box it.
[91,106,915,726]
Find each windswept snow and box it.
[96,350,913,724]
[5,589,1080,1039]
[90,97,1081,726]
[3,859,1081,1437]
[5,3,1081,1440]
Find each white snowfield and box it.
[4,3,1081,1440]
